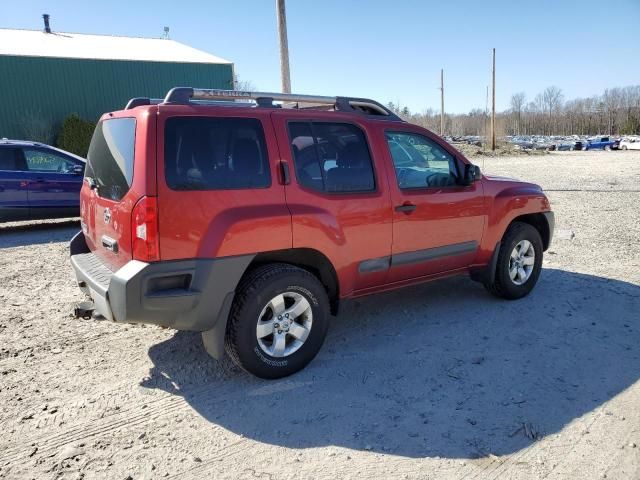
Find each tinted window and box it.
[24,149,78,173]
[164,117,270,190]
[86,118,136,201]
[385,132,459,189]
[0,148,23,171]
[289,122,375,193]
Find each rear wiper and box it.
[85,176,99,191]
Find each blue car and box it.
[0,139,85,222]
[585,137,619,151]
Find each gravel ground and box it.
[1,150,639,480]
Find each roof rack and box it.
[145,87,402,121]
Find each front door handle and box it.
[395,203,417,213]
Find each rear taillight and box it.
[131,196,159,262]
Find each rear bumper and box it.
[69,232,253,332]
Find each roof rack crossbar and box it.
[162,87,401,120]
[125,97,162,109]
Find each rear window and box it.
[86,118,136,201]
[164,117,270,190]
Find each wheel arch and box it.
[509,212,552,251]
[247,248,340,315]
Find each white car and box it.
[619,137,640,150]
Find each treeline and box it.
[388,84,640,137]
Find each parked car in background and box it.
[585,136,619,151]
[0,139,85,222]
[619,137,640,150]
[555,140,584,151]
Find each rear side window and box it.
[0,148,23,171]
[164,117,270,190]
[288,122,375,193]
[86,118,136,201]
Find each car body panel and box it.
[154,104,292,261]
[80,107,156,271]
[271,110,393,295]
[373,122,486,283]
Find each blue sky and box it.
[3,0,639,113]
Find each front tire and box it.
[225,263,330,379]
[604,145,611,151]
[484,222,543,300]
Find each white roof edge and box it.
[0,28,232,64]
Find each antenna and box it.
[163,26,170,40]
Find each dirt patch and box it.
[1,151,639,479]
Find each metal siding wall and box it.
[0,55,233,140]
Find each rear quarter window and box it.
[164,117,270,190]
[86,118,136,201]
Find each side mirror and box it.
[73,164,85,175]
[463,164,482,185]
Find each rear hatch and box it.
[81,116,138,271]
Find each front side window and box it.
[164,117,270,190]
[86,118,136,201]
[385,132,459,189]
[288,122,375,193]
[24,149,77,173]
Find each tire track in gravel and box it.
[165,438,250,480]
[2,391,187,464]
[3,366,248,463]
[0,329,119,366]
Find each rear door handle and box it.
[395,203,417,213]
[279,161,291,185]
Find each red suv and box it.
[70,87,554,379]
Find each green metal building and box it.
[0,27,234,142]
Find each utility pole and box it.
[485,85,489,138]
[276,0,291,93]
[491,48,496,151]
[440,69,444,136]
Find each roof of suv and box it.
[123,87,404,123]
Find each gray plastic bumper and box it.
[69,232,253,333]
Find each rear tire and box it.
[484,222,543,300]
[225,263,330,379]
[604,145,611,151]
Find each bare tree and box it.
[233,74,257,92]
[388,83,640,137]
[510,92,526,134]
[543,86,564,134]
